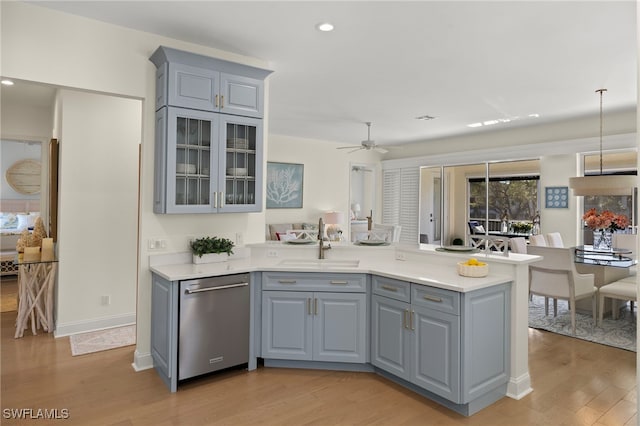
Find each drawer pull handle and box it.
[330,280,349,285]
[278,279,297,284]
[381,285,398,292]
[423,295,443,303]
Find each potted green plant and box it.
[190,236,235,264]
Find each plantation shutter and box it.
[382,167,420,243]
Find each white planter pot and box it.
[192,253,230,264]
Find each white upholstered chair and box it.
[598,276,637,326]
[527,246,597,334]
[509,237,527,254]
[529,234,547,246]
[545,232,564,248]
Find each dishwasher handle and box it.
[185,282,249,294]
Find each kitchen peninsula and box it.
[150,243,539,416]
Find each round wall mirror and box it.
[5,159,41,195]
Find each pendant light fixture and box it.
[569,89,636,196]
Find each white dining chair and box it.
[509,237,527,254]
[545,232,564,248]
[529,234,547,246]
[527,246,597,334]
[598,276,637,326]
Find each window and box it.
[469,175,540,232]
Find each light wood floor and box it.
[1,310,637,426]
[1,275,18,313]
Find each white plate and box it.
[358,240,388,246]
[440,246,477,252]
[286,239,315,245]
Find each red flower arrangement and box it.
[582,208,629,231]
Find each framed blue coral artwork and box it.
[266,162,304,209]
[545,186,569,209]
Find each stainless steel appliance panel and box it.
[179,273,250,381]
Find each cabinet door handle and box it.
[381,285,398,292]
[220,95,224,108]
[307,298,312,315]
[411,310,415,331]
[213,191,218,208]
[403,309,409,329]
[423,295,443,303]
[215,94,219,108]
[314,298,319,315]
[219,192,225,208]
[277,279,296,284]
[330,280,348,285]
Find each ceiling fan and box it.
[338,122,391,154]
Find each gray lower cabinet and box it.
[261,272,368,363]
[371,275,510,415]
[151,273,179,391]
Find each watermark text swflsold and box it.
[3,408,70,420]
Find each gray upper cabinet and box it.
[150,46,271,214]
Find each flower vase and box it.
[593,229,613,251]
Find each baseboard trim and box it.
[132,350,154,372]
[54,313,136,338]
[506,373,533,400]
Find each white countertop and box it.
[150,243,540,293]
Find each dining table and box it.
[573,245,634,315]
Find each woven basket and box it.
[457,261,489,278]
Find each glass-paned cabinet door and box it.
[167,108,218,213]
[220,115,263,212]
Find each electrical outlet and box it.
[236,232,244,246]
[267,250,279,258]
[148,238,167,250]
[101,295,111,306]
[396,252,407,261]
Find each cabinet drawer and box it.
[411,284,460,315]
[372,275,411,302]
[262,272,366,292]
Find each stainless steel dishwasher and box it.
[179,273,250,381]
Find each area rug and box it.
[529,295,636,352]
[70,325,136,356]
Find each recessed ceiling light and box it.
[1,79,14,86]
[316,22,334,32]
[467,122,483,128]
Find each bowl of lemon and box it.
[457,258,489,277]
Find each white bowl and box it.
[457,261,489,278]
[177,163,197,174]
[227,167,248,177]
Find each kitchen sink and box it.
[278,259,360,268]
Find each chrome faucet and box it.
[318,217,331,259]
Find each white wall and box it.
[1,1,272,368]
[54,89,141,335]
[538,154,580,246]
[266,134,381,238]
